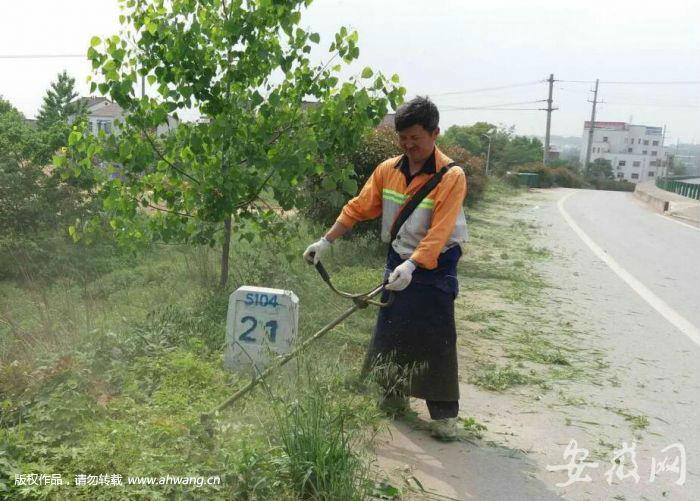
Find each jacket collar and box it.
[394,146,452,181]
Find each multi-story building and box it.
[580,121,668,183]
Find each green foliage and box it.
[669,155,688,175]
[514,162,553,187]
[440,122,502,157]
[550,166,583,188]
[36,71,86,130]
[302,126,400,229]
[275,369,373,501]
[437,143,487,207]
[0,214,388,500]
[59,0,405,285]
[509,162,587,189]
[586,157,613,179]
[440,122,543,175]
[0,97,103,281]
[471,363,532,391]
[500,136,544,170]
[461,416,487,439]
[588,178,636,192]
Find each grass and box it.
[612,408,650,431]
[0,177,624,499]
[471,364,532,391]
[0,215,389,500]
[461,417,488,439]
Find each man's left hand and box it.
[385,260,417,291]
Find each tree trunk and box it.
[220,214,232,288]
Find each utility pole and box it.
[543,73,556,165]
[584,78,600,174]
[481,134,492,175]
[661,124,667,178]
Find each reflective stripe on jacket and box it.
[336,147,468,270]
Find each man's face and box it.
[398,124,440,164]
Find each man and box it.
[303,96,468,440]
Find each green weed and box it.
[471,364,531,391]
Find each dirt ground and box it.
[374,188,699,501]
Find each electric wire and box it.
[428,81,542,97]
[0,54,84,59]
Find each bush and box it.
[589,178,636,192]
[550,167,583,188]
[515,162,554,188]
[302,126,400,231]
[509,163,586,189]
[437,143,487,207]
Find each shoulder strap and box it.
[389,161,459,243]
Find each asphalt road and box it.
[561,188,700,336]
[532,188,700,500]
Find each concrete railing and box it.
[656,176,700,201]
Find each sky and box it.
[1,0,699,144]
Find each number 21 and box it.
[239,316,278,343]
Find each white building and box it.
[580,121,668,183]
[72,96,178,136]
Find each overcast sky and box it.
[1,0,699,144]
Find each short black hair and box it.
[394,96,439,133]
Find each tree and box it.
[0,96,90,239]
[669,155,688,176]
[440,123,543,174]
[36,71,86,129]
[57,0,404,287]
[499,136,543,170]
[440,122,502,157]
[586,158,613,179]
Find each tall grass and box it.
[273,364,376,501]
[0,214,389,500]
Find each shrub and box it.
[510,163,586,189]
[437,143,487,207]
[550,166,583,188]
[302,127,400,231]
[515,162,553,188]
[590,178,636,192]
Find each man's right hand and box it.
[303,237,332,264]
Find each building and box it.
[71,97,178,136]
[580,121,668,183]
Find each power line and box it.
[601,80,700,85]
[0,54,84,59]
[557,86,592,95]
[558,79,700,85]
[428,81,542,97]
[601,101,700,108]
[439,99,547,111]
[441,107,542,112]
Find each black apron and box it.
[362,246,461,401]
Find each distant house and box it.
[580,121,669,183]
[71,96,178,136]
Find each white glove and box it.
[303,237,332,264]
[385,260,417,291]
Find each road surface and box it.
[376,188,700,501]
